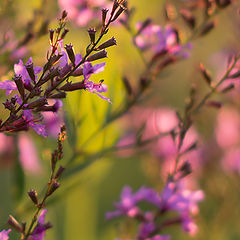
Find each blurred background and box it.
[0,0,240,239]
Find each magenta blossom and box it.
[107,182,204,237]
[31,209,51,240]
[0,229,11,240]
[58,0,107,26]
[135,23,191,58]
[0,57,42,95]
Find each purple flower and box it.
[135,23,191,58]
[0,57,42,95]
[85,80,111,103]
[0,229,11,240]
[14,57,42,85]
[106,186,148,219]
[31,209,50,240]
[18,134,42,173]
[83,62,106,80]
[58,0,107,26]
[23,110,47,137]
[0,80,17,95]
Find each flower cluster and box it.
[0,2,125,137]
[106,181,204,239]
[135,22,191,59]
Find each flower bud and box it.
[87,50,107,62]
[13,75,25,100]
[111,0,120,16]
[97,37,117,50]
[60,82,85,91]
[112,5,126,22]
[8,215,24,233]
[65,43,75,66]
[28,189,38,205]
[88,28,96,44]
[221,83,235,93]
[55,166,65,179]
[206,100,222,108]
[47,180,60,196]
[102,8,109,26]
[25,62,36,84]
[49,29,54,44]
[199,21,215,36]
[199,63,212,85]
[25,97,48,109]
[49,92,66,99]
[60,28,69,40]
[61,10,68,20]
[41,68,61,84]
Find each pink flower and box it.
[135,23,191,58]
[0,229,11,240]
[0,133,41,174]
[58,0,107,26]
[215,107,240,149]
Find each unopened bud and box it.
[8,215,23,233]
[49,29,54,44]
[179,161,192,178]
[60,82,85,91]
[25,97,48,109]
[199,63,212,85]
[61,10,68,20]
[111,0,120,16]
[55,166,65,179]
[206,100,222,108]
[180,9,196,29]
[88,28,96,44]
[60,28,69,40]
[47,180,60,196]
[13,75,25,100]
[25,62,36,84]
[49,92,66,99]
[28,189,38,205]
[65,43,75,66]
[112,5,126,22]
[102,8,109,25]
[41,68,60,84]
[229,70,240,79]
[87,50,107,62]
[140,76,150,90]
[221,83,235,93]
[97,37,117,50]
[199,21,215,36]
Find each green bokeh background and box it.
[0,0,240,239]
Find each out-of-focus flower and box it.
[215,107,240,149]
[31,209,51,240]
[107,182,204,238]
[0,229,11,240]
[58,0,108,26]
[215,106,240,174]
[0,133,41,174]
[135,23,191,58]
[0,30,28,61]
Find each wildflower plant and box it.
[0,0,239,239]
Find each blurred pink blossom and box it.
[0,133,41,174]
[58,0,108,26]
